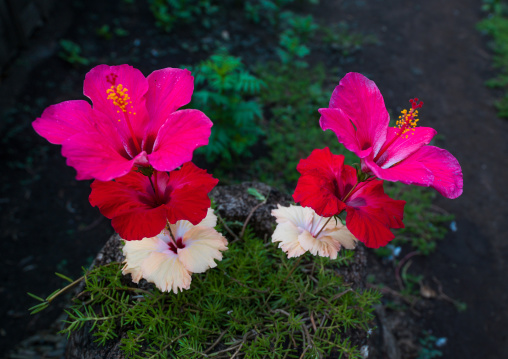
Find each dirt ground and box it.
[1,0,507,358]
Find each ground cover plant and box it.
[31,233,380,358]
[478,0,508,117]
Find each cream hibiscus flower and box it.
[122,208,228,294]
[271,204,357,259]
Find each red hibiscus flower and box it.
[89,162,218,241]
[293,147,405,248]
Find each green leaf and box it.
[247,188,266,201]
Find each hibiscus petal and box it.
[89,171,154,218]
[111,206,167,241]
[362,155,434,187]
[329,72,389,156]
[164,184,212,225]
[142,251,192,293]
[148,109,212,172]
[122,237,167,282]
[144,68,194,142]
[83,64,149,136]
[324,227,358,250]
[293,173,347,217]
[62,131,148,181]
[319,108,363,156]
[375,127,437,168]
[178,227,227,273]
[271,204,314,228]
[346,206,396,248]
[298,230,342,259]
[405,145,463,199]
[89,172,167,241]
[294,148,354,217]
[272,221,307,258]
[32,100,94,144]
[166,162,218,193]
[197,208,218,228]
[345,180,405,248]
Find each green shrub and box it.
[149,0,218,32]
[189,52,265,162]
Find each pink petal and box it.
[319,108,363,156]
[62,132,148,181]
[83,64,149,138]
[362,155,434,187]
[144,68,194,142]
[375,127,437,168]
[329,73,389,156]
[32,100,94,144]
[405,146,463,199]
[148,109,212,171]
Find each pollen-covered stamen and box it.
[395,98,423,138]
[374,98,424,162]
[105,75,141,153]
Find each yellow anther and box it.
[106,84,132,113]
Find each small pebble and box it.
[450,221,458,232]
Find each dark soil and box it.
[1,0,507,358]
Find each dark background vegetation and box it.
[1,0,507,357]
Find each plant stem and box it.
[282,256,303,284]
[166,220,177,244]
[314,217,333,238]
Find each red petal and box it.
[112,206,167,241]
[293,148,356,217]
[345,180,405,248]
[165,162,219,224]
[89,171,155,219]
[293,173,346,217]
[166,162,219,193]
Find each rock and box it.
[209,181,293,236]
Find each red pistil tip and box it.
[396,98,423,138]
[409,98,424,109]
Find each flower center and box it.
[106,73,142,153]
[168,237,186,254]
[373,98,423,163]
[395,98,423,138]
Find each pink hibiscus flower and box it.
[33,64,212,181]
[293,148,405,248]
[89,162,218,241]
[319,72,463,199]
